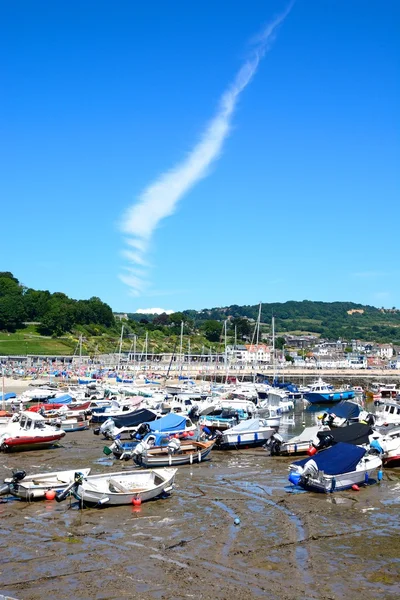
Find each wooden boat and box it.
[288,442,382,492]
[0,468,91,500]
[133,439,215,467]
[59,467,177,506]
[0,411,66,452]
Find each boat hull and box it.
[0,433,65,452]
[219,429,274,450]
[304,390,355,404]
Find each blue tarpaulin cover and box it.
[149,413,186,432]
[54,394,73,404]
[293,442,367,475]
[0,392,16,401]
[325,401,361,420]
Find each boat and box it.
[267,425,330,456]
[0,467,91,500]
[303,378,355,404]
[374,401,400,427]
[47,417,90,432]
[0,412,66,452]
[378,426,400,467]
[198,408,251,432]
[132,438,215,467]
[288,442,382,492]
[312,422,375,452]
[319,400,373,427]
[91,397,143,423]
[369,382,397,400]
[57,467,177,506]
[94,407,160,439]
[214,417,275,449]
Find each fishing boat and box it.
[132,438,215,467]
[288,442,382,492]
[303,378,355,404]
[0,412,66,452]
[214,418,275,449]
[0,467,91,500]
[57,467,177,506]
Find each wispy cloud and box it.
[119,3,294,296]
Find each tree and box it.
[201,320,222,342]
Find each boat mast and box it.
[272,315,276,384]
[117,325,124,370]
[179,321,184,378]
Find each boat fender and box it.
[364,472,369,484]
[307,446,317,457]
[377,470,383,482]
[288,472,301,486]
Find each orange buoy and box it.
[132,496,142,506]
[45,489,56,500]
[351,484,360,492]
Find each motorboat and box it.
[0,467,91,500]
[94,408,160,439]
[378,426,400,467]
[319,401,374,428]
[56,467,177,506]
[132,437,215,467]
[374,402,400,427]
[312,423,375,452]
[288,442,382,492]
[303,378,355,404]
[91,397,143,423]
[0,412,66,452]
[267,425,330,456]
[214,417,275,449]
[198,408,251,432]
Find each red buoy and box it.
[132,496,142,506]
[351,484,360,491]
[45,489,56,500]
[307,446,317,456]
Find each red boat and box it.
[0,412,66,452]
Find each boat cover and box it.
[224,418,260,434]
[149,413,186,432]
[287,426,326,444]
[113,408,159,429]
[0,392,16,401]
[317,423,373,447]
[325,401,361,420]
[293,442,367,475]
[54,394,73,404]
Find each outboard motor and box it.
[0,469,26,495]
[167,438,181,455]
[315,433,335,451]
[266,432,284,456]
[213,430,223,447]
[56,472,85,502]
[99,418,116,439]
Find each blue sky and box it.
[1,1,399,313]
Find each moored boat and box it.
[0,468,91,500]
[57,467,177,506]
[0,412,66,452]
[215,417,275,449]
[288,442,382,492]
[132,438,215,467]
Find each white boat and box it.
[378,426,400,467]
[0,412,66,452]
[216,418,275,449]
[0,468,91,500]
[375,401,400,427]
[269,425,330,456]
[288,442,382,492]
[61,467,177,506]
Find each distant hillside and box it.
[129,300,400,345]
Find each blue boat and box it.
[304,378,355,404]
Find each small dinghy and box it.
[56,467,177,506]
[0,468,91,500]
[132,438,215,467]
[288,442,382,492]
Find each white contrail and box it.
[119,3,293,296]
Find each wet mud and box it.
[1,427,400,599]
